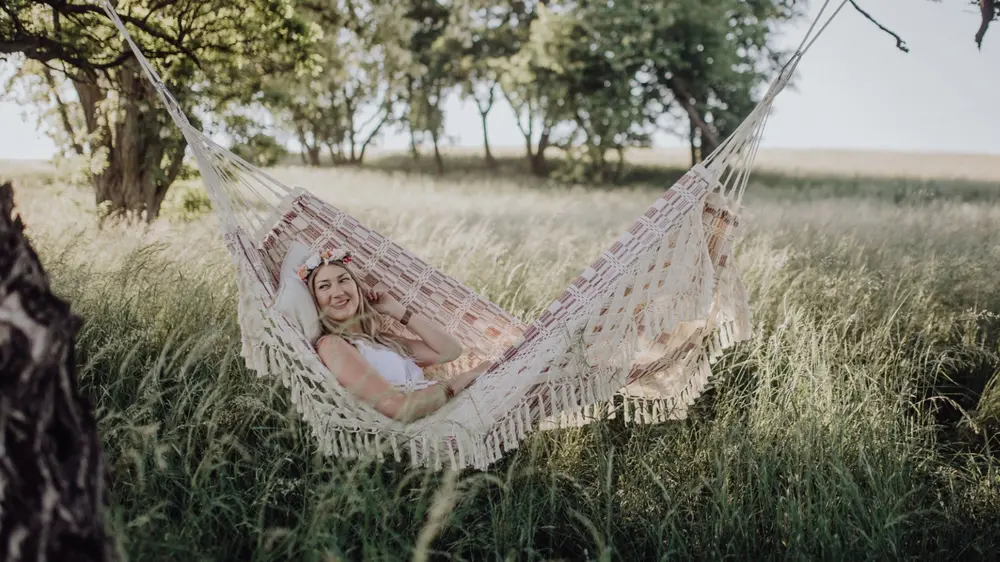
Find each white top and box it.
[350,338,436,392]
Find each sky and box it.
[1,0,997,160]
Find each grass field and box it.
[4,149,1000,561]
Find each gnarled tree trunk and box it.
[0,181,114,562]
[70,62,186,223]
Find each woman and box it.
[301,248,491,423]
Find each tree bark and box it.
[0,180,115,562]
[475,85,497,169]
[356,108,390,165]
[327,140,349,166]
[666,77,719,155]
[409,126,421,161]
[530,127,550,177]
[306,146,321,166]
[614,146,626,183]
[976,0,996,49]
[689,115,699,167]
[70,62,183,222]
[43,68,84,156]
[430,129,445,175]
[480,109,496,169]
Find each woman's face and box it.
[311,263,361,323]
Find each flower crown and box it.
[297,247,353,281]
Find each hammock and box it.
[100,0,847,470]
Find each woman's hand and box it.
[446,359,495,394]
[364,282,405,318]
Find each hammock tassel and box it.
[90,0,845,469]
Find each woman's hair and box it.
[306,260,411,357]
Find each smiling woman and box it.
[300,249,492,423]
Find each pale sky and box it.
[1,0,997,160]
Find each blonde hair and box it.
[306,261,411,358]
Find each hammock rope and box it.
[99,0,848,469]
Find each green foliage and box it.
[230,133,289,168]
[159,183,213,222]
[492,0,799,180]
[3,0,804,196]
[251,0,412,166]
[1,0,317,218]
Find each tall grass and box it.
[6,160,1000,560]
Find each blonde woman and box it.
[301,248,492,422]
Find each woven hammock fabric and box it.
[97,0,836,469]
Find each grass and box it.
[4,153,1000,561]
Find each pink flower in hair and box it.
[297,247,353,280]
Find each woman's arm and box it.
[367,284,463,367]
[317,336,455,423]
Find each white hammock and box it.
[100,1,847,470]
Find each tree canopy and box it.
[0,0,994,219]
[1,0,316,220]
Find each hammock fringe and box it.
[90,0,847,470]
[218,169,754,469]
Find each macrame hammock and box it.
[101,0,847,470]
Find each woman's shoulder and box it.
[316,333,353,352]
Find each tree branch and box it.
[848,1,909,53]
[2,0,204,72]
[1,36,135,71]
[664,76,720,150]
[976,0,996,49]
[43,67,85,155]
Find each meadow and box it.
[4,148,1000,561]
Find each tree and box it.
[0,181,114,562]
[498,2,577,177]
[446,0,526,168]
[554,1,663,182]
[498,0,795,180]
[0,0,315,221]
[401,0,458,175]
[260,0,410,167]
[643,0,798,163]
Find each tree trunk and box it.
[689,116,699,167]
[530,128,550,177]
[306,145,321,167]
[73,62,183,223]
[479,110,496,169]
[295,125,309,165]
[614,146,626,184]
[327,142,347,166]
[0,181,115,562]
[699,115,719,158]
[356,110,389,166]
[409,126,421,161]
[44,68,83,156]
[589,145,607,183]
[667,77,719,156]
[431,130,444,175]
[406,77,420,161]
